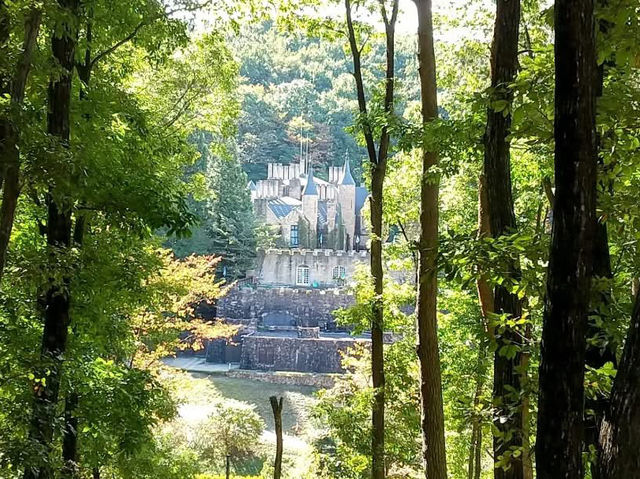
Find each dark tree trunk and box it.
[61,393,79,479]
[482,0,523,477]
[24,1,79,478]
[0,8,41,281]
[270,396,283,479]
[344,1,398,477]
[413,1,447,478]
[584,12,618,473]
[597,291,640,478]
[535,0,597,477]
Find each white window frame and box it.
[332,265,346,280]
[296,265,310,286]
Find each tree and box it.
[412,0,447,477]
[23,2,80,477]
[195,399,265,473]
[597,291,640,477]
[207,154,257,279]
[482,0,527,476]
[343,1,399,476]
[536,0,598,477]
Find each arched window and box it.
[296,265,310,286]
[333,265,346,280]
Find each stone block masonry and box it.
[217,286,356,329]
[240,334,369,373]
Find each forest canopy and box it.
[1,0,640,478]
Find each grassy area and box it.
[193,373,319,434]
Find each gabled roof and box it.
[302,168,318,196]
[267,196,302,219]
[247,180,256,191]
[341,157,356,185]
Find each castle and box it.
[249,157,369,253]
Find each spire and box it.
[341,155,355,186]
[302,167,318,196]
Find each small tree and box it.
[195,399,265,474]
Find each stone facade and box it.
[255,248,369,288]
[240,334,368,373]
[249,156,369,253]
[217,285,355,330]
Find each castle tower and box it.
[302,168,318,248]
[338,157,357,250]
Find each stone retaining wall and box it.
[217,286,355,329]
[240,334,368,373]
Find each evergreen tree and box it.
[207,154,257,279]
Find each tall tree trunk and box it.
[24,1,79,478]
[270,396,283,479]
[344,1,398,477]
[0,8,42,281]
[482,0,523,477]
[535,0,597,477]
[61,393,79,479]
[412,1,447,477]
[467,347,487,479]
[597,291,640,477]
[584,12,618,473]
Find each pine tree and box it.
[207,155,257,279]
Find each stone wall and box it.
[256,248,369,287]
[217,286,355,329]
[240,334,368,373]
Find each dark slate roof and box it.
[267,197,301,219]
[302,168,318,196]
[356,187,369,214]
[341,157,356,185]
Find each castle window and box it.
[290,225,299,247]
[332,265,346,280]
[296,265,310,286]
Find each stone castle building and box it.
[249,157,369,253]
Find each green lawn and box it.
[193,373,319,434]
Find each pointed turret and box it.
[302,168,318,196]
[341,157,356,186]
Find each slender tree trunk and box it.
[61,393,79,479]
[412,1,447,477]
[370,165,386,479]
[0,8,41,281]
[344,2,398,477]
[270,396,283,479]
[483,0,523,477]
[535,0,597,477]
[597,291,640,477]
[24,1,79,478]
[467,347,486,479]
[91,468,100,479]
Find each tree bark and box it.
[412,1,447,478]
[535,0,597,477]
[0,8,42,282]
[344,2,398,477]
[61,393,79,479]
[23,1,79,478]
[597,291,640,478]
[482,0,523,477]
[270,396,283,479]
